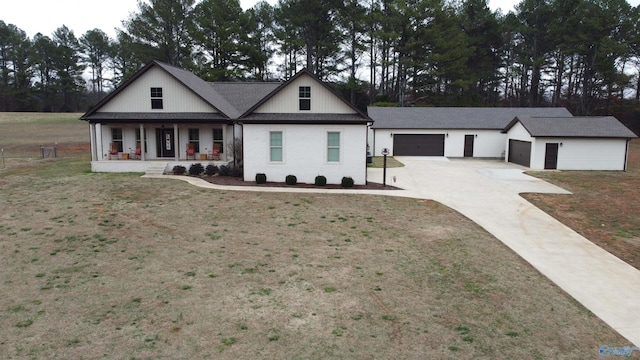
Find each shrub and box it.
[172,165,186,175]
[204,164,218,176]
[218,165,230,176]
[315,175,327,186]
[341,176,354,188]
[285,175,297,186]
[189,163,204,176]
[229,167,243,177]
[256,173,267,184]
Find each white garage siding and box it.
[373,129,507,158]
[531,138,629,170]
[243,124,368,185]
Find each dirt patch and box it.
[524,139,640,271]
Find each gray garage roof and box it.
[368,107,573,130]
[504,116,637,138]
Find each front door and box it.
[544,143,559,169]
[156,128,175,158]
[464,135,474,157]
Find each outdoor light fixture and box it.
[381,148,390,187]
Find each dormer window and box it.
[151,87,163,109]
[299,86,310,111]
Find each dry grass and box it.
[0,113,632,358]
[368,156,405,168]
[0,112,87,168]
[524,139,640,271]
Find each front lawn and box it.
[0,113,629,358]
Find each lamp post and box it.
[381,148,390,187]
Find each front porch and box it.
[89,122,238,166]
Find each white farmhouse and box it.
[81,61,372,185]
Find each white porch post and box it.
[96,123,104,160]
[222,124,227,161]
[139,124,146,161]
[174,123,179,161]
[89,123,97,161]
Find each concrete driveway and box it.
[368,157,640,347]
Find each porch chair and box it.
[186,143,196,160]
[108,143,119,160]
[210,143,221,160]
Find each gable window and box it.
[112,128,123,152]
[151,87,163,109]
[213,128,224,154]
[299,86,311,111]
[188,128,200,152]
[270,131,283,162]
[327,131,340,162]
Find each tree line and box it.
[1,0,639,117]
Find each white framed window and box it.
[327,131,340,162]
[135,128,147,153]
[269,131,283,162]
[213,128,224,153]
[111,128,123,152]
[299,86,311,110]
[188,128,200,152]
[151,87,163,109]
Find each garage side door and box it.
[508,140,531,167]
[393,134,445,156]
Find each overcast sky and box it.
[6,0,638,40]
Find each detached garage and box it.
[503,116,637,171]
[368,107,573,158]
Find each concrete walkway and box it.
[145,160,640,346]
[368,157,640,347]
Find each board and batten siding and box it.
[373,129,506,158]
[243,124,367,185]
[531,138,628,170]
[97,67,216,113]
[254,74,355,114]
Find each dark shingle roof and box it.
[240,113,369,124]
[209,82,281,115]
[368,107,573,129]
[504,116,637,138]
[82,61,371,125]
[154,62,239,118]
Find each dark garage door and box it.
[393,134,445,156]
[508,139,531,167]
